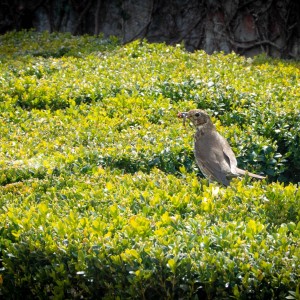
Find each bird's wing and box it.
[220,135,238,174]
[195,134,233,185]
[195,154,231,186]
[208,132,237,169]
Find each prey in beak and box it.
[177,112,188,127]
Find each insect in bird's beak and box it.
[177,112,188,127]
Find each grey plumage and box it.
[178,109,265,186]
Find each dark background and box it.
[0,0,299,58]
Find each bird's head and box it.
[177,109,212,129]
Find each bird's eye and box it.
[195,113,200,117]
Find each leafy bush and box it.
[0,31,299,299]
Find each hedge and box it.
[0,31,299,299]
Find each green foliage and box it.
[0,31,299,299]
[0,30,119,59]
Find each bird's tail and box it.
[236,168,266,179]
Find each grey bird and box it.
[178,109,265,186]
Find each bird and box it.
[178,109,265,186]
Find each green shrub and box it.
[0,31,299,299]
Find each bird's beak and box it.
[177,112,188,127]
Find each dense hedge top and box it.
[0,31,299,299]
[0,31,299,182]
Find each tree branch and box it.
[230,39,282,50]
